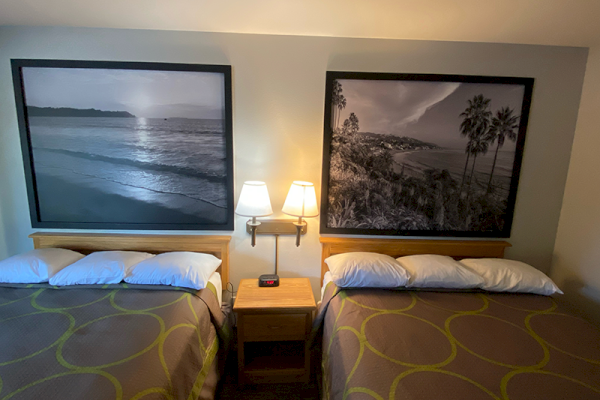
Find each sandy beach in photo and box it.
[28,116,229,225]
[36,173,227,225]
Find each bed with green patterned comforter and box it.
[0,282,230,400]
[313,282,600,400]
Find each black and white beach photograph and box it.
[320,72,533,237]
[12,60,234,230]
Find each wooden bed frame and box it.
[29,232,231,284]
[320,237,511,284]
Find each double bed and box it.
[0,233,231,400]
[314,237,600,400]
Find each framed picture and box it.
[320,71,534,237]
[12,59,234,230]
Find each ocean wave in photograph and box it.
[29,116,228,224]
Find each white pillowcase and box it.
[124,251,222,290]
[396,254,485,289]
[325,252,410,288]
[49,251,154,286]
[0,248,84,283]
[459,258,563,295]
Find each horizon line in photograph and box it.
[22,67,226,120]
[26,105,224,121]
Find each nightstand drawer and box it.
[242,314,307,341]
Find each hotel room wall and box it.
[552,46,600,326]
[0,26,587,298]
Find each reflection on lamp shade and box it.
[282,181,319,218]
[235,181,273,217]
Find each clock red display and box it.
[258,275,279,287]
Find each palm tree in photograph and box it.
[467,134,490,188]
[486,106,519,192]
[459,94,492,190]
[332,80,342,129]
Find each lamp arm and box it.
[247,217,261,247]
[293,217,305,247]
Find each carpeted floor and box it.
[216,329,320,399]
[218,382,319,400]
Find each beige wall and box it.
[551,45,600,326]
[0,27,587,298]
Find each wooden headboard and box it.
[320,237,511,284]
[30,232,231,284]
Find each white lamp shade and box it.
[235,181,273,217]
[282,181,319,218]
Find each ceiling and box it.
[1,0,599,47]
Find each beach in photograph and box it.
[29,116,228,225]
[393,148,515,196]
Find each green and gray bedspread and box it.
[313,283,600,400]
[0,283,230,400]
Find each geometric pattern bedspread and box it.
[0,283,229,400]
[313,283,600,400]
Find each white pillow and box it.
[124,251,222,290]
[459,258,563,295]
[0,248,84,283]
[324,252,410,288]
[49,251,154,286]
[396,254,484,289]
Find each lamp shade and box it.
[282,181,319,218]
[235,181,273,217]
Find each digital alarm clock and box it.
[258,274,280,287]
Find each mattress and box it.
[0,279,230,400]
[321,271,333,301]
[313,282,600,400]
[208,271,223,307]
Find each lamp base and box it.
[258,274,280,287]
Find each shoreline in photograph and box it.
[29,116,229,209]
[36,173,227,226]
[392,148,514,192]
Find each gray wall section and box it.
[552,46,600,327]
[0,26,588,298]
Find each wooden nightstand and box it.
[233,278,316,385]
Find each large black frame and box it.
[12,59,234,230]
[320,71,534,238]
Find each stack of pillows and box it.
[0,248,222,290]
[324,252,562,295]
